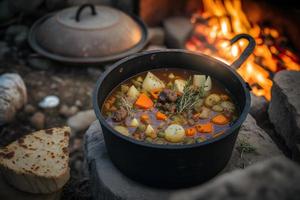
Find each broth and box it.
[101,68,238,145]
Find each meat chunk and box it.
[112,107,127,122]
[158,89,178,102]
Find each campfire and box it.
[185,0,300,100]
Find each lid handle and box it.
[75,4,97,22]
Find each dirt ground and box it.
[0,59,101,199]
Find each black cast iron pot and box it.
[94,34,256,188]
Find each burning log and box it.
[185,0,300,100]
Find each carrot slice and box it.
[211,114,229,125]
[156,111,167,120]
[135,93,153,109]
[195,123,213,133]
[185,127,196,136]
[140,114,150,123]
[150,89,161,99]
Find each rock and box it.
[24,104,36,114]
[5,25,28,45]
[71,138,82,152]
[14,28,28,46]
[0,0,17,24]
[59,104,78,117]
[38,95,60,108]
[0,73,27,125]
[224,115,282,171]
[84,115,282,200]
[163,17,193,48]
[45,0,66,11]
[30,112,45,129]
[0,42,10,59]
[0,172,61,200]
[27,57,56,70]
[87,67,102,78]
[268,70,300,161]
[68,110,96,133]
[250,93,268,122]
[10,0,44,13]
[75,100,83,108]
[148,27,165,46]
[171,157,300,200]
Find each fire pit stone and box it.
[0,172,61,200]
[268,70,300,161]
[148,27,165,46]
[170,157,300,200]
[163,17,193,49]
[84,115,282,199]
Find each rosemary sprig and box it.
[176,77,205,113]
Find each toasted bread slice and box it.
[0,127,71,194]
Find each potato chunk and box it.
[142,72,165,92]
[205,94,221,107]
[204,76,212,92]
[193,75,206,88]
[114,126,129,136]
[127,85,140,100]
[174,79,186,93]
[164,124,185,143]
[130,118,139,127]
[145,124,157,139]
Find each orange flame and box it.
[186,0,300,100]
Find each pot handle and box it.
[229,34,256,69]
[75,4,97,22]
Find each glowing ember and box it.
[186,0,300,100]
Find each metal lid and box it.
[28,4,148,64]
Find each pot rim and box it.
[93,49,251,149]
[28,12,149,64]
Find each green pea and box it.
[158,131,165,138]
[184,137,195,144]
[137,124,146,132]
[196,137,206,143]
[155,139,165,145]
[145,137,153,143]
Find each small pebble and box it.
[59,104,78,117]
[71,138,82,152]
[30,112,45,129]
[24,104,36,114]
[39,95,60,108]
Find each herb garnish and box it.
[176,77,205,113]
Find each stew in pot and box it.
[101,68,238,145]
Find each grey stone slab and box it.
[224,115,282,171]
[148,27,165,46]
[0,172,61,200]
[249,93,268,122]
[163,17,193,48]
[268,70,300,161]
[171,157,300,200]
[85,114,283,200]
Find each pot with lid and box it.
[28,4,148,64]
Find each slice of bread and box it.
[0,127,71,194]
